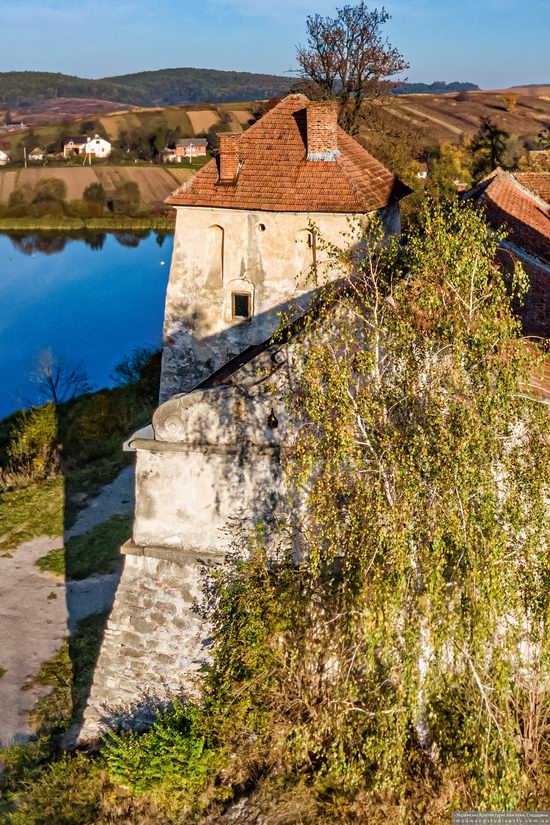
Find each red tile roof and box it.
[465,169,550,264]
[166,94,409,213]
[513,172,550,205]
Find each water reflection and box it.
[2,230,173,257]
[0,231,173,418]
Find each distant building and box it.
[84,135,111,158]
[63,136,88,157]
[175,138,208,161]
[0,147,9,166]
[29,147,45,162]
[161,148,178,164]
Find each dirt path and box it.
[392,103,464,136]
[0,467,134,746]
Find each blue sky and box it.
[0,0,548,89]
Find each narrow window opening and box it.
[232,292,251,319]
[257,223,267,233]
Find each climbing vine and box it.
[202,201,550,815]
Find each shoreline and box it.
[0,216,176,232]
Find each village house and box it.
[84,134,111,158]
[175,138,208,160]
[28,147,45,162]
[79,94,411,741]
[161,147,178,164]
[464,168,550,337]
[63,135,88,157]
[417,161,428,180]
[0,147,9,166]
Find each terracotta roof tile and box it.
[465,169,550,264]
[166,94,409,213]
[513,172,550,205]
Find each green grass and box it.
[36,513,132,580]
[0,478,64,553]
[0,215,175,232]
[27,611,109,734]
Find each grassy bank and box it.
[0,215,175,232]
[0,350,161,554]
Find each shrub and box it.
[7,403,58,481]
[110,181,141,216]
[504,93,517,111]
[65,391,132,444]
[83,182,106,217]
[8,184,35,208]
[33,178,66,203]
[111,347,161,404]
[104,703,226,810]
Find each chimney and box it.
[306,100,340,161]
[218,133,240,183]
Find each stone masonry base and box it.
[78,541,223,744]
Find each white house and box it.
[0,148,9,166]
[176,138,208,160]
[29,147,45,162]
[84,134,111,158]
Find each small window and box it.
[257,222,266,233]
[232,292,251,319]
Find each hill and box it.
[0,68,293,109]
[371,89,550,147]
[391,81,479,95]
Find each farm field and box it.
[379,90,550,146]
[0,101,257,155]
[0,165,194,206]
[2,90,548,164]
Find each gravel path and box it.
[0,467,134,747]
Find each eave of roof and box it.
[166,94,410,214]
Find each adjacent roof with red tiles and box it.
[166,94,409,213]
[464,168,550,264]
[513,172,550,205]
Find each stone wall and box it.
[160,204,400,401]
[79,347,289,742]
[79,544,223,743]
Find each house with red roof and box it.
[464,168,550,337]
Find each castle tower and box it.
[78,97,409,742]
[160,95,408,401]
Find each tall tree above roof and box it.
[296,2,408,134]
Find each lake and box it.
[0,230,172,419]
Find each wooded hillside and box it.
[0,68,293,108]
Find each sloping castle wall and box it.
[79,347,290,742]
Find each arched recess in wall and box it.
[206,224,224,287]
[295,229,317,290]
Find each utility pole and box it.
[23,146,27,169]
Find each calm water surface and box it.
[0,231,172,418]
